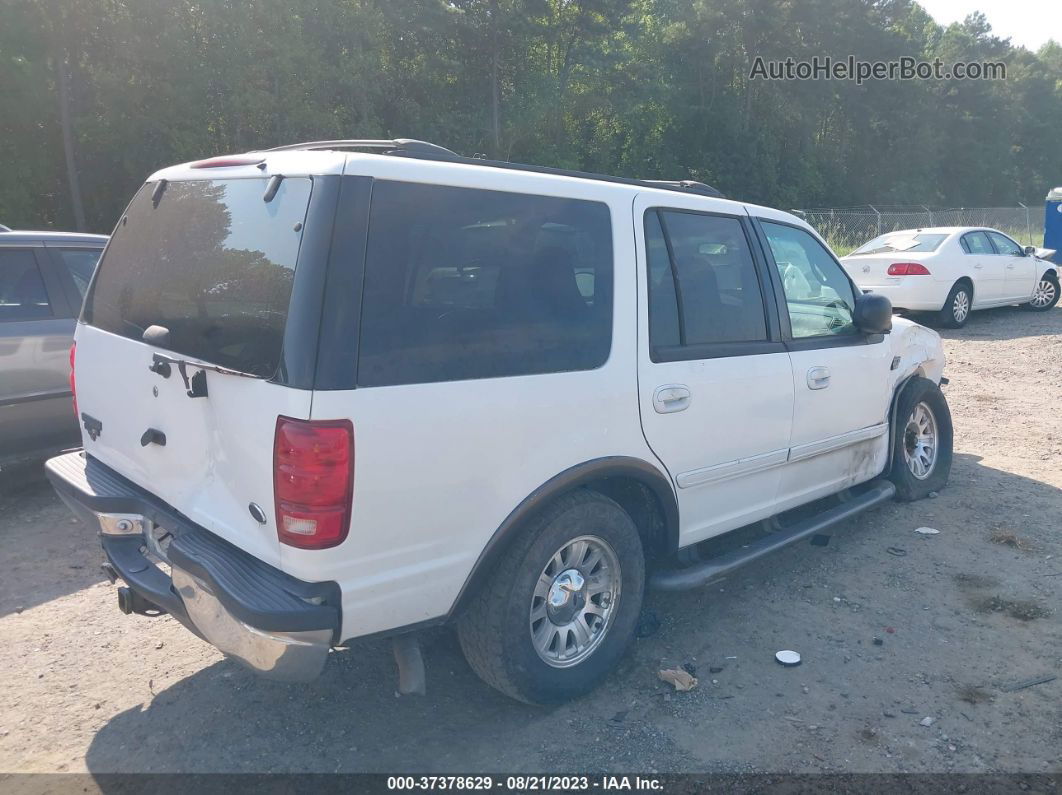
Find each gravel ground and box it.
[0,305,1059,775]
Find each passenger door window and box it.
[359,181,613,386]
[760,222,857,339]
[645,210,768,355]
[0,249,53,322]
[986,231,1021,256]
[961,232,993,255]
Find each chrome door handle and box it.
[807,367,830,390]
[653,384,691,413]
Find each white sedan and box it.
[840,227,1059,327]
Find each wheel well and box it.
[447,458,678,619]
[581,476,670,562]
[955,276,973,294]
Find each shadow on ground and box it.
[0,460,105,617]
[923,303,1061,341]
[81,452,1061,775]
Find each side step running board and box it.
[650,479,896,591]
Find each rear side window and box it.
[645,210,768,352]
[84,178,311,376]
[357,181,613,387]
[53,248,102,299]
[961,231,993,255]
[0,249,52,322]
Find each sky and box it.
[916,0,1061,51]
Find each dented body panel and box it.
[887,317,946,386]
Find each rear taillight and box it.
[888,262,931,276]
[69,342,77,416]
[273,417,354,549]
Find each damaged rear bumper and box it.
[45,451,340,682]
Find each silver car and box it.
[1,229,107,468]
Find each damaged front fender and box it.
[887,317,946,388]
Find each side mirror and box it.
[1024,245,1037,257]
[853,292,892,335]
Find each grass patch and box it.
[953,573,999,590]
[990,529,1032,550]
[972,595,1049,621]
[957,684,993,705]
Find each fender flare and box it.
[884,373,927,475]
[447,456,679,618]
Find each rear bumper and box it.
[857,280,948,312]
[45,451,340,682]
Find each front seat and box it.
[527,247,589,323]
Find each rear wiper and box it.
[147,353,266,400]
[150,352,264,380]
[142,325,265,401]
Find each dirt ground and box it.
[1,305,1059,775]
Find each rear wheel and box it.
[1021,274,1059,312]
[888,377,953,501]
[457,490,644,704]
[937,282,972,328]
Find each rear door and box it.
[961,230,1004,303]
[754,217,893,507]
[0,245,78,461]
[987,231,1036,300]
[75,176,316,565]
[45,245,104,310]
[634,195,794,547]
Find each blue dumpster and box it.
[1046,187,1062,255]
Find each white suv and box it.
[47,139,952,704]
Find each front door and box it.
[754,215,894,508]
[961,230,1005,303]
[634,195,794,547]
[987,231,1036,301]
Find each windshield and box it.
[83,177,312,376]
[851,232,947,255]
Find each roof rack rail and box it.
[262,138,726,199]
[264,138,459,157]
[641,180,725,199]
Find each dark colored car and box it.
[0,230,107,468]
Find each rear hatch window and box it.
[83,177,312,376]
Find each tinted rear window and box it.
[358,181,613,387]
[84,177,311,376]
[53,248,102,299]
[851,232,947,255]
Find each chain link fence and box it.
[793,205,1039,256]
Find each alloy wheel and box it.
[952,290,970,323]
[530,535,621,668]
[903,401,938,480]
[1030,279,1057,309]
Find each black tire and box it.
[888,377,953,501]
[457,489,645,704]
[1020,273,1060,312]
[937,282,972,328]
